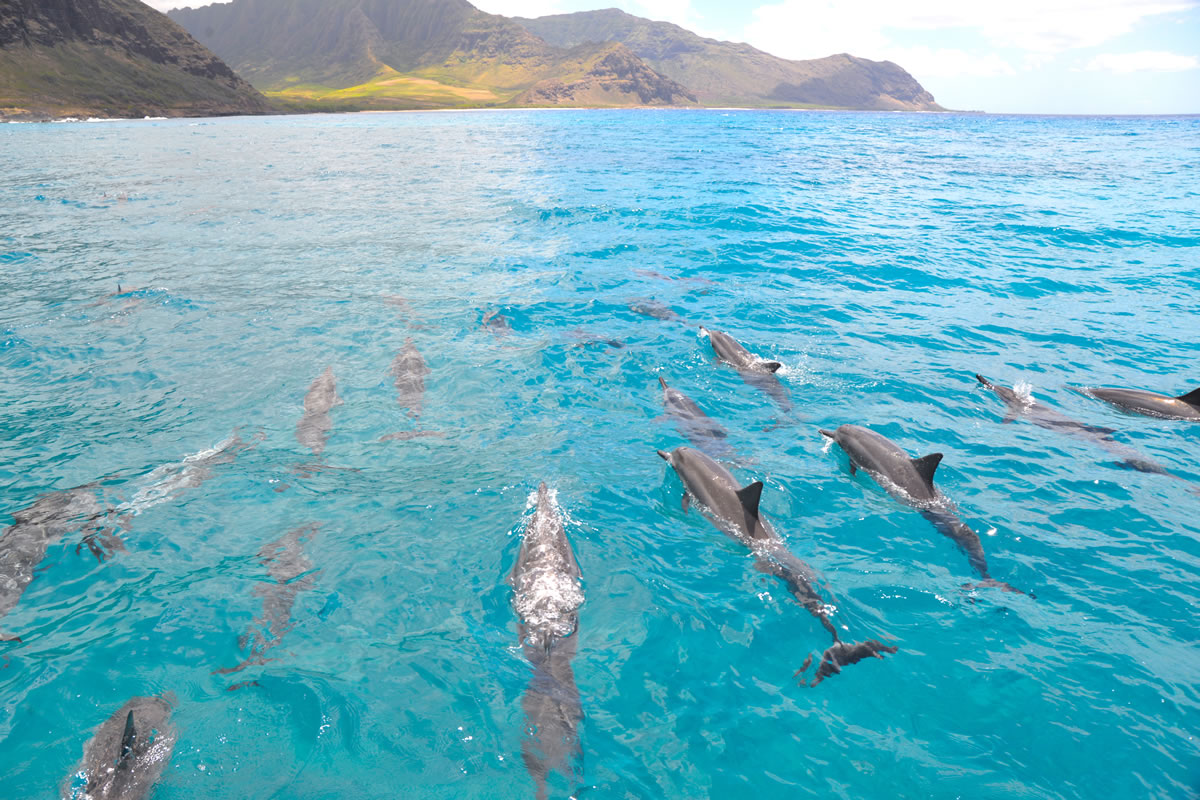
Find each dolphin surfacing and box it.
[509,484,585,800]
[700,327,792,415]
[392,338,431,418]
[62,695,177,800]
[1080,383,1200,421]
[820,424,1028,596]
[657,446,896,686]
[975,374,1185,480]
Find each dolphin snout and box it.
[656,449,671,461]
[818,429,836,439]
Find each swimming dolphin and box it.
[658,376,734,458]
[120,432,260,524]
[215,524,319,678]
[0,485,116,640]
[628,299,682,322]
[700,327,792,415]
[391,338,430,419]
[819,425,1027,596]
[482,309,513,337]
[657,446,897,686]
[62,695,177,800]
[510,484,585,800]
[976,374,1182,477]
[296,367,342,457]
[1081,383,1200,421]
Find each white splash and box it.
[1014,381,1036,406]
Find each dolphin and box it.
[658,376,734,458]
[0,485,116,640]
[700,327,792,415]
[976,374,1183,477]
[509,484,585,800]
[296,366,342,457]
[657,446,897,687]
[391,339,430,419]
[215,524,319,678]
[119,432,260,523]
[62,695,177,800]
[482,309,512,337]
[1080,383,1200,421]
[820,425,1027,596]
[628,299,682,322]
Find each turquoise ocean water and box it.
[1,110,1198,798]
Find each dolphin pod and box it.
[62,695,177,800]
[509,483,585,800]
[1081,383,1200,421]
[658,446,897,686]
[819,425,1028,596]
[975,374,1189,482]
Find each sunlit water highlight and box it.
[1,110,1198,799]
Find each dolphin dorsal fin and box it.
[736,481,764,518]
[1178,387,1200,405]
[761,361,782,373]
[912,453,943,486]
[118,710,136,766]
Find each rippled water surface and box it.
[2,110,1198,799]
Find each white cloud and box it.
[744,0,1197,62]
[1085,50,1200,72]
[883,46,1017,79]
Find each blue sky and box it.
[471,0,1200,113]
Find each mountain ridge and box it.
[0,0,272,119]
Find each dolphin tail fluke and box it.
[0,630,22,644]
[965,578,1034,599]
[796,639,898,687]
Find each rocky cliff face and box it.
[0,0,272,118]
[515,9,943,111]
[516,43,696,107]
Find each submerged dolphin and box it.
[215,523,320,678]
[510,484,585,800]
[392,338,430,419]
[0,485,115,640]
[658,376,734,458]
[296,366,342,457]
[120,432,259,523]
[657,446,897,687]
[628,299,682,322]
[62,695,177,800]
[1081,383,1200,421]
[820,425,1027,596]
[976,374,1183,477]
[700,327,792,415]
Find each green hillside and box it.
[0,0,272,119]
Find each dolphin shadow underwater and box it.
[658,446,897,687]
[509,484,586,800]
[976,374,1199,494]
[820,425,1031,597]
